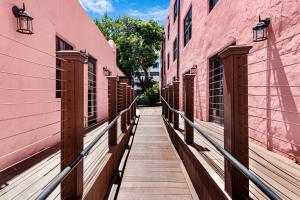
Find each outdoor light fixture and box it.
[12,3,34,34]
[103,66,112,76]
[253,16,270,42]
[190,64,198,74]
[80,49,88,63]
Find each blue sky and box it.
[79,0,170,24]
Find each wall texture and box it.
[162,0,300,162]
[0,0,123,170]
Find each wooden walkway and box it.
[178,118,300,200]
[117,107,198,200]
[1,107,299,199]
[0,123,112,200]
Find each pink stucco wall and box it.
[0,0,123,170]
[163,0,300,162]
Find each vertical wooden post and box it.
[168,84,174,123]
[173,81,180,129]
[107,76,118,146]
[130,89,134,121]
[126,86,131,125]
[219,45,252,199]
[165,86,169,120]
[120,83,127,132]
[161,88,165,116]
[183,74,195,145]
[57,51,85,199]
[133,90,137,117]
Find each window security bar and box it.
[35,97,138,200]
[160,96,282,200]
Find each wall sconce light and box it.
[80,49,88,63]
[103,66,112,76]
[253,16,270,42]
[12,3,34,34]
[190,64,198,74]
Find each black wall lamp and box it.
[103,66,112,76]
[253,16,270,42]
[190,64,198,74]
[12,3,34,34]
[80,49,88,63]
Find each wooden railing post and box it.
[161,88,165,116]
[126,86,131,125]
[165,86,169,120]
[135,90,137,116]
[120,83,127,132]
[183,74,195,145]
[219,45,252,199]
[108,76,118,146]
[173,81,180,129]
[168,84,174,123]
[131,88,134,121]
[57,51,85,199]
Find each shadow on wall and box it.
[266,25,300,163]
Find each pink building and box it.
[0,0,124,171]
[161,0,300,162]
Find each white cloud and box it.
[128,6,168,24]
[79,0,113,15]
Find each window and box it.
[173,37,178,61]
[209,0,219,12]
[167,53,170,69]
[184,7,192,46]
[167,22,170,40]
[56,37,73,98]
[88,57,97,126]
[174,0,178,22]
[209,56,224,125]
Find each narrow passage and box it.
[117,107,198,200]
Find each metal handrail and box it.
[160,96,281,200]
[36,97,138,200]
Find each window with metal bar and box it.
[184,7,192,46]
[167,21,170,40]
[167,53,170,69]
[174,0,178,22]
[56,37,73,98]
[88,57,97,126]
[209,56,224,125]
[209,0,219,12]
[173,37,178,61]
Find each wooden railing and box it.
[161,46,281,200]
[36,51,137,200]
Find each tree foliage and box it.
[95,15,164,91]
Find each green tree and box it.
[95,15,164,92]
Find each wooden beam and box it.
[219,45,252,199]
[173,81,180,130]
[57,51,86,200]
[126,86,131,125]
[161,88,165,116]
[107,76,118,146]
[165,86,169,120]
[120,83,127,132]
[183,74,195,145]
[168,84,174,123]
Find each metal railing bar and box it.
[247,61,300,75]
[160,96,282,200]
[35,97,137,200]
[0,131,60,160]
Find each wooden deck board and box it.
[1,106,298,199]
[0,123,112,200]
[117,108,198,200]
[179,118,300,200]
